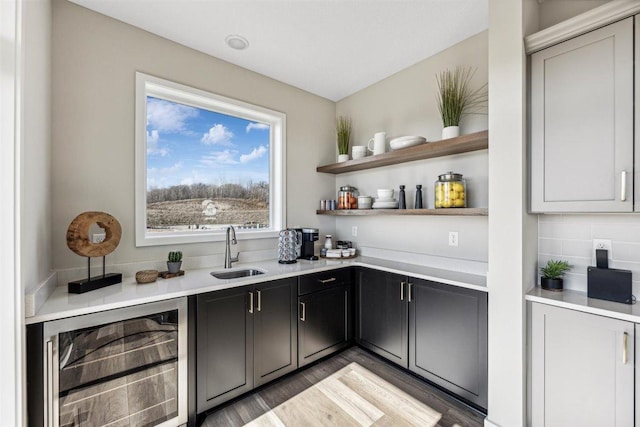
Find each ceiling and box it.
[69,0,488,101]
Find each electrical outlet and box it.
[351,226,358,237]
[92,233,106,243]
[592,239,612,258]
[449,231,459,247]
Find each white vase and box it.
[337,154,349,162]
[442,126,460,140]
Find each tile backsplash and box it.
[538,214,640,295]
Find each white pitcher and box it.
[367,132,386,156]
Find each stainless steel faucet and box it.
[224,225,239,268]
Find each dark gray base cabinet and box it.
[356,268,408,367]
[196,278,297,413]
[409,278,488,409]
[298,269,353,367]
[356,267,488,410]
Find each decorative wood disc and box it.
[66,211,122,257]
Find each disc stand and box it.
[68,256,122,294]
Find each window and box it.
[135,73,286,246]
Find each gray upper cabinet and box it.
[530,17,634,212]
[531,303,634,426]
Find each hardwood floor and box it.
[203,346,485,426]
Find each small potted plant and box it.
[436,66,487,139]
[336,116,352,162]
[540,260,571,291]
[167,251,183,274]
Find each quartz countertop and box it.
[526,287,640,323]
[26,256,487,324]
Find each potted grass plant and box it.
[436,66,487,139]
[540,260,571,291]
[336,116,352,162]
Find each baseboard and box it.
[24,271,57,317]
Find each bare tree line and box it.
[147,181,269,203]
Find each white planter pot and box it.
[337,154,350,162]
[442,125,460,140]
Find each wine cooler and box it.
[38,298,187,427]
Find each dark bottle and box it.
[415,185,423,209]
[398,185,406,209]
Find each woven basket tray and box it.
[136,269,159,284]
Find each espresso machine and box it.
[299,228,319,260]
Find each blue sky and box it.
[146,96,270,190]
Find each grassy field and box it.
[147,198,268,230]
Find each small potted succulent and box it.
[540,260,571,291]
[167,251,183,274]
[336,116,352,162]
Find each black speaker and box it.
[587,267,633,304]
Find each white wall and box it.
[334,32,488,264]
[22,0,52,293]
[486,0,538,425]
[0,0,21,424]
[539,215,640,294]
[51,0,336,277]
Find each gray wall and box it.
[52,0,336,274]
[334,31,488,264]
[539,0,611,30]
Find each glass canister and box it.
[435,172,466,208]
[338,185,359,209]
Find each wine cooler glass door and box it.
[43,298,187,427]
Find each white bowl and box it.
[377,189,394,199]
[389,136,426,150]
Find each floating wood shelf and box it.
[316,130,488,174]
[316,208,488,216]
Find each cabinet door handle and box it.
[400,282,405,301]
[257,290,262,312]
[407,282,413,302]
[248,291,254,314]
[621,171,627,201]
[46,340,53,427]
[623,331,628,364]
[318,277,336,284]
[300,302,306,321]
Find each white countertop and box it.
[26,256,487,324]
[526,287,640,323]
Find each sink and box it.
[210,268,265,280]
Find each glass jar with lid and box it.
[338,185,359,209]
[435,172,466,208]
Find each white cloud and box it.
[200,150,239,166]
[147,98,198,133]
[146,162,183,189]
[246,122,270,133]
[240,145,268,164]
[201,124,234,146]
[146,130,169,156]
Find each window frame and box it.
[135,72,286,247]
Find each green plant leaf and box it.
[336,116,352,155]
[436,66,487,128]
[540,260,571,279]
